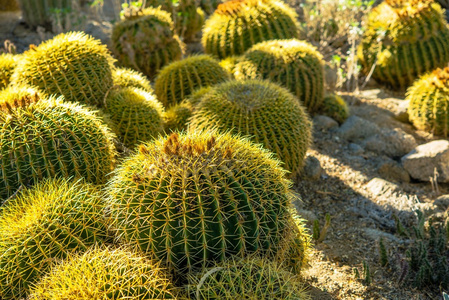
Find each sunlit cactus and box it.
[163,101,194,133]
[0,92,116,200]
[0,179,108,299]
[29,246,177,300]
[11,31,114,107]
[107,131,294,277]
[202,0,301,59]
[113,67,154,93]
[320,94,349,124]
[189,80,312,178]
[358,0,449,90]
[234,39,325,113]
[0,53,18,89]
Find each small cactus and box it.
[320,94,349,124]
[112,67,154,93]
[163,100,194,132]
[234,39,325,113]
[11,31,114,107]
[0,178,108,299]
[0,53,18,89]
[29,246,176,300]
[111,7,184,79]
[189,80,312,178]
[202,0,300,59]
[155,55,231,108]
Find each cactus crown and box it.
[112,68,153,93]
[0,86,41,113]
[216,0,268,16]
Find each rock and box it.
[392,99,410,123]
[363,128,417,158]
[434,195,449,211]
[366,178,401,198]
[359,89,389,100]
[337,116,381,141]
[301,155,322,180]
[349,143,364,155]
[378,160,410,183]
[313,115,339,131]
[401,140,449,182]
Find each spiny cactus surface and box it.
[234,39,325,113]
[320,94,349,124]
[202,0,300,59]
[155,55,231,108]
[113,67,154,93]
[163,101,194,133]
[0,53,18,89]
[11,31,114,107]
[107,131,294,276]
[358,0,449,90]
[0,178,108,299]
[0,94,116,201]
[189,80,312,178]
[29,246,176,299]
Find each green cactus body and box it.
[29,246,176,299]
[0,54,18,90]
[0,93,116,201]
[0,0,19,11]
[11,32,114,107]
[320,94,349,124]
[407,66,449,136]
[113,68,154,93]
[202,0,300,59]
[155,55,231,108]
[187,257,310,299]
[234,39,325,113]
[358,0,449,90]
[104,87,165,149]
[189,80,312,178]
[112,7,184,79]
[163,101,194,132]
[0,179,108,299]
[107,131,294,276]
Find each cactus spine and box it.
[0,179,108,299]
[234,39,325,113]
[202,0,300,59]
[113,67,154,93]
[358,0,449,90]
[189,80,312,178]
[0,54,18,90]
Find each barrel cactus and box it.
[0,178,108,299]
[202,0,300,59]
[111,7,184,79]
[107,131,295,276]
[11,31,114,107]
[407,66,449,136]
[163,101,194,132]
[189,80,312,178]
[319,94,349,124]
[234,39,325,113]
[104,87,165,149]
[155,55,231,108]
[0,92,116,200]
[187,257,310,299]
[113,67,153,93]
[29,246,176,299]
[358,0,449,90]
[0,53,18,90]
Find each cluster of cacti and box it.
[186,257,310,299]
[163,100,194,132]
[11,32,114,107]
[0,179,108,299]
[104,87,165,149]
[111,7,184,79]
[155,55,231,108]
[106,131,298,276]
[202,0,301,59]
[219,56,239,76]
[29,247,176,299]
[0,53,18,89]
[358,0,449,90]
[234,39,325,113]
[407,66,449,137]
[0,0,19,12]
[0,91,116,200]
[189,80,312,178]
[320,94,349,124]
[112,67,154,93]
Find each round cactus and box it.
[111,7,184,79]
[202,0,300,59]
[407,66,449,136]
[219,56,239,77]
[0,53,18,89]
[104,87,165,149]
[107,131,295,276]
[234,39,325,113]
[0,178,108,299]
[29,246,176,299]
[320,94,349,124]
[163,101,194,133]
[0,92,116,201]
[113,67,154,93]
[358,0,449,90]
[187,257,310,299]
[189,80,312,178]
[11,32,114,107]
[155,55,231,108]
